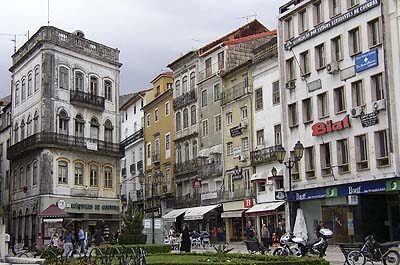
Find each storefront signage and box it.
[192,179,202,188]
[355,48,379,73]
[360,112,379,127]
[57,200,66,210]
[86,141,98,151]
[230,126,243,137]
[312,115,350,136]
[68,203,119,211]
[275,191,287,201]
[284,0,380,50]
[244,198,253,208]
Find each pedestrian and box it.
[78,227,85,253]
[64,229,74,257]
[245,221,252,240]
[276,222,285,242]
[94,229,102,246]
[180,223,191,253]
[316,220,324,238]
[261,223,270,251]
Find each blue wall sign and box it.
[355,48,379,73]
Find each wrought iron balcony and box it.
[198,61,225,83]
[221,188,255,201]
[201,190,223,203]
[70,90,105,110]
[7,132,123,160]
[221,83,251,105]
[174,159,200,176]
[152,153,160,164]
[175,193,201,208]
[250,145,278,165]
[121,128,143,147]
[173,89,197,110]
[198,162,223,178]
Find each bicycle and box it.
[347,235,400,265]
[13,244,41,258]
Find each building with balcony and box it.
[142,71,174,242]
[8,26,122,246]
[278,0,400,243]
[0,96,11,229]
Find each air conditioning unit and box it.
[285,80,296,89]
[327,62,339,75]
[240,119,248,128]
[373,99,386,112]
[239,153,247,162]
[351,105,365,118]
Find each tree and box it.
[120,196,147,244]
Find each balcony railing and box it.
[70,90,105,110]
[121,128,143,147]
[175,193,201,208]
[198,61,225,83]
[7,132,123,160]
[198,162,223,178]
[175,125,199,141]
[250,145,278,165]
[174,159,200,176]
[221,83,251,105]
[173,89,196,110]
[222,188,255,200]
[152,153,160,164]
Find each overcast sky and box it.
[0,0,284,99]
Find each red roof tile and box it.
[39,204,67,217]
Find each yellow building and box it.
[142,72,174,230]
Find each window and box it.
[27,73,32,97]
[305,146,315,178]
[337,139,350,173]
[272,81,280,105]
[34,67,40,92]
[90,164,99,186]
[147,143,151,159]
[352,80,364,107]
[368,18,381,47]
[175,80,180,95]
[33,111,39,133]
[75,72,84,91]
[165,167,171,193]
[298,9,308,33]
[154,109,159,122]
[104,166,112,188]
[33,161,38,186]
[190,72,195,90]
[26,163,31,187]
[15,82,20,106]
[176,144,182,164]
[375,130,389,167]
[227,142,233,156]
[288,103,298,127]
[21,78,26,101]
[290,151,300,180]
[165,101,170,116]
[274,124,282,146]
[255,88,263,110]
[315,43,326,69]
[256,130,264,146]
[284,16,293,40]
[14,123,19,143]
[202,120,208,136]
[205,58,212,77]
[349,27,361,55]
[90,76,98,95]
[240,106,248,120]
[371,73,384,101]
[184,142,190,161]
[320,143,332,176]
[182,76,188,94]
[192,140,197,158]
[348,0,359,8]
[74,162,84,185]
[58,110,69,135]
[217,52,225,70]
[20,120,25,140]
[90,117,99,140]
[59,66,69,89]
[331,35,343,61]
[300,50,310,76]
[226,112,233,126]
[215,115,221,132]
[286,58,296,81]
[330,0,340,17]
[27,115,32,136]
[242,137,249,151]
[183,108,188,128]
[334,86,346,113]
[355,134,369,170]
[20,167,24,188]
[313,1,323,25]
[201,89,208,107]
[75,114,85,138]
[317,92,329,118]
[104,120,113,142]
[302,98,313,123]
[175,112,181,131]
[58,160,68,184]
[213,83,221,101]
[190,106,196,125]
[104,80,112,101]
[242,73,249,90]
[165,133,170,151]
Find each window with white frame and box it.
[240,106,248,120]
[305,146,315,178]
[298,9,308,33]
[302,97,313,123]
[256,130,264,146]
[227,142,233,156]
[154,109,159,122]
[272,81,280,105]
[182,76,188,94]
[147,113,151,127]
[320,143,332,176]
[27,73,32,97]
[330,0,340,17]
[317,92,329,118]
[313,1,323,25]
[352,80,364,107]
[58,160,68,184]
[349,27,361,55]
[315,43,326,69]
[202,120,208,136]
[165,101,170,116]
[104,80,112,101]
[288,102,298,127]
[90,76,98,95]
[242,137,249,151]
[355,134,369,170]
[74,162,84,185]
[104,166,113,188]
[226,112,233,126]
[15,82,20,106]
[347,0,359,9]
[290,151,300,180]
[371,73,384,101]
[147,143,151,159]
[175,80,180,95]
[58,110,69,135]
[104,120,113,143]
[286,57,296,81]
[337,139,350,173]
[59,66,69,89]
[274,124,282,146]
[190,105,196,125]
[255,88,263,110]
[190,72,195,90]
[368,18,381,47]
[34,67,40,92]
[375,130,389,167]
[213,83,221,101]
[176,112,181,131]
[331,35,343,62]
[90,164,99,186]
[215,115,221,132]
[75,72,84,91]
[284,16,293,40]
[300,50,310,76]
[202,89,208,107]
[21,78,26,101]
[165,166,171,192]
[183,108,188,128]
[165,133,170,151]
[334,86,346,113]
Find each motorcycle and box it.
[273,228,333,258]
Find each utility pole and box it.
[0,33,29,53]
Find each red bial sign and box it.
[312,114,350,136]
[244,198,253,208]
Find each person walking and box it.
[261,224,270,251]
[78,227,85,253]
[180,224,191,253]
[64,229,74,258]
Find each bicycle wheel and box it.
[273,247,288,256]
[383,250,400,265]
[17,252,28,258]
[347,250,366,265]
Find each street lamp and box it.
[273,141,304,232]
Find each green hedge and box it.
[100,244,172,254]
[118,233,147,244]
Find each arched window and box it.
[27,73,33,97]
[18,210,22,243]
[75,71,84,91]
[33,111,39,133]
[182,76,188,94]
[24,208,29,246]
[192,140,198,158]
[58,110,69,135]
[175,112,181,131]
[176,145,182,164]
[58,160,68,184]
[104,166,112,188]
[75,114,85,138]
[90,76,98,95]
[34,67,40,92]
[21,78,26,101]
[32,161,38,186]
[175,80,180,96]
[90,117,99,140]
[183,108,188,129]
[26,163,31,187]
[14,122,19,143]
[15,82,20,106]
[104,80,112,101]
[13,170,17,191]
[27,115,32,136]
[20,167,24,188]
[184,142,190,161]
[74,162,84,185]
[104,120,113,142]
[20,119,25,140]
[90,164,99,186]
[191,105,196,125]
[190,72,195,90]
[59,66,69,89]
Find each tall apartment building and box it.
[0,96,11,228]
[278,0,399,242]
[8,26,122,246]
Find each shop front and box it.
[38,204,67,247]
[222,199,254,242]
[161,208,188,233]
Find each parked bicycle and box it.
[347,235,400,265]
[12,244,41,258]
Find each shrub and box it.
[101,244,171,254]
[120,196,146,244]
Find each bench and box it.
[244,240,266,255]
[338,243,364,265]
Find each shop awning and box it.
[198,148,210,157]
[210,144,222,154]
[39,204,67,218]
[184,204,219,220]
[162,208,188,222]
[245,201,285,216]
[221,210,246,218]
[251,166,283,182]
